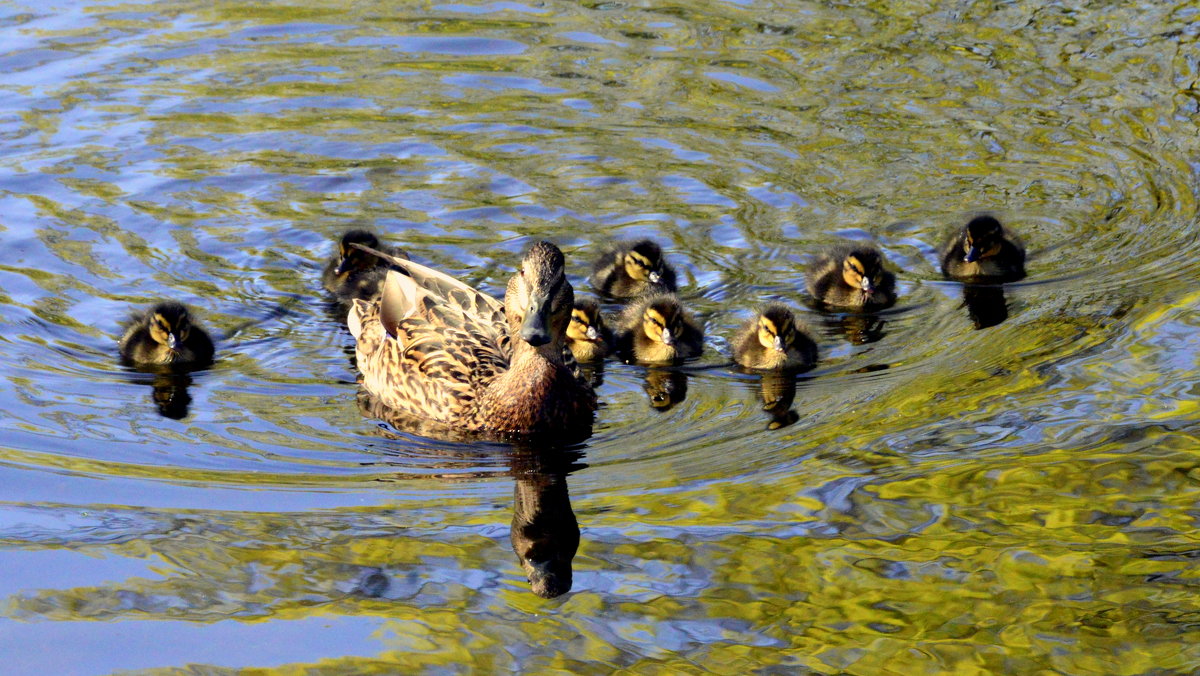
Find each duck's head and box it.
[640,296,687,347]
[335,229,382,275]
[840,248,886,296]
[622,240,667,285]
[147,302,193,352]
[756,305,799,354]
[962,216,1004,262]
[567,299,605,344]
[509,241,572,348]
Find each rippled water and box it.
[2,0,1199,672]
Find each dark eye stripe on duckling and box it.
[629,252,653,269]
[645,309,668,328]
[847,257,866,275]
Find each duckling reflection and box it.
[819,312,887,345]
[962,285,1008,330]
[642,367,688,411]
[149,372,193,420]
[509,448,581,599]
[757,371,799,430]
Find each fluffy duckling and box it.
[119,302,214,368]
[941,215,1026,281]
[322,229,406,303]
[566,298,614,363]
[732,304,818,371]
[615,294,703,364]
[590,239,677,298]
[806,244,896,310]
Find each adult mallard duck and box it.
[732,304,818,371]
[118,301,215,368]
[940,215,1026,282]
[806,243,897,310]
[347,241,596,437]
[589,239,678,298]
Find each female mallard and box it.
[614,293,703,364]
[347,241,596,437]
[119,302,215,368]
[732,304,818,371]
[940,215,1026,281]
[806,244,897,310]
[590,239,678,298]
[322,229,407,303]
[566,298,614,363]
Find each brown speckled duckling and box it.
[322,229,407,303]
[566,298,614,363]
[119,302,214,368]
[590,239,677,298]
[732,304,818,371]
[806,244,897,310]
[615,293,703,364]
[940,215,1026,282]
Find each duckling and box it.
[590,239,678,298]
[615,294,703,364]
[566,299,614,363]
[941,215,1026,281]
[119,302,214,368]
[732,304,818,371]
[806,244,897,310]
[322,229,407,303]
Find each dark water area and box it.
[2,0,1199,672]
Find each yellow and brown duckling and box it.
[119,302,214,368]
[941,215,1026,282]
[590,239,678,298]
[566,298,614,363]
[347,240,596,437]
[732,304,818,371]
[806,244,897,310]
[322,229,407,303]
[615,293,703,364]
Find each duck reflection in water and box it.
[148,372,193,420]
[642,367,688,411]
[962,285,1008,330]
[355,394,585,598]
[509,447,582,599]
[820,312,887,345]
[757,372,800,430]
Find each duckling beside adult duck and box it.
[119,301,215,368]
[347,241,596,437]
[806,244,897,310]
[614,293,703,364]
[566,298,614,364]
[941,215,1026,282]
[590,239,677,298]
[322,229,408,304]
[732,304,818,371]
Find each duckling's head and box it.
[509,241,572,348]
[568,299,605,344]
[640,296,687,347]
[622,240,667,284]
[755,305,799,354]
[146,302,194,352]
[962,216,1004,262]
[335,229,382,275]
[840,248,887,295]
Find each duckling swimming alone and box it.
[615,293,703,364]
[590,239,677,298]
[806,244,897,310]
[732,304,818,371]
[322,229,407,303]
[940,215,1026,282]
[566,298,614,363]
[119,302,214,368]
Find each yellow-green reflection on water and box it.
[1,0,1199,672]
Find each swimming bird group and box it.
[119,216,1026,438]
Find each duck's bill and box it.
[520,294,553,346]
